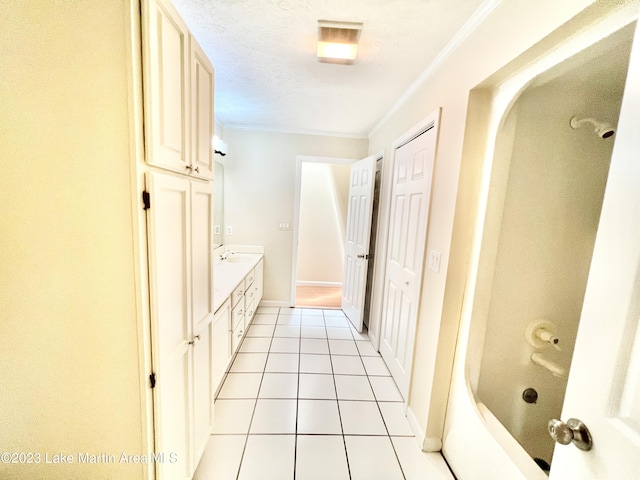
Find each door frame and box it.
[291,155,358,307]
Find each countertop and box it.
[213,253,264,313]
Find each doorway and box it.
[292,156,356,308]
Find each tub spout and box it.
[531,352,566,377]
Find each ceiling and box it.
[172,0,487,137]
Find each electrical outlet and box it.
[214,225,221,235]
[226,226,233,235]
[428,250,441,273]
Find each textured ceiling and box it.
[172,0,486,137]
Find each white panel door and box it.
[342,155,376,331]
[190,180,213,464]
[190,37,214,180]
[144,0,191,174]
[380,121,438,399]
[550,21,640,479]
[147,172,192,480]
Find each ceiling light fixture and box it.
[317,20,363,65]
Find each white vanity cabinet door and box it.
[143,0,191,176]
[231,298,245,354]
[190,37,214,180]
[254,259,264,306]
[212,299,231,393]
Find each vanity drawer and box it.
[244,299,255,329]
[232,299,245,331]
[245,268,255,288]
[231,280,245,308]
[231,321,244,354]
[245,284,257,308]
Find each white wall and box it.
[0,1,145,478]
[296,163,351,285]
[223,129,367,303]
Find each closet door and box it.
[147,172,193,480]
[380,113,439,399]
[143,0,191,175]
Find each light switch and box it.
[278,222,291,231]
[428,250,441,273]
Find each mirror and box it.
[213,162,224,247]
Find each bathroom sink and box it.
[225,256,252,264]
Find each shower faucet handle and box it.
[548,418,592,451]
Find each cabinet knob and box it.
[186,165,193,172]
[194,166,199,173]
[188,334,201,345]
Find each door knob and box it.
[357,254,371,259]
[548,418,592,451]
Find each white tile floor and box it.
[194,307,454,480]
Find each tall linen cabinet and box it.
[142,0,216,478]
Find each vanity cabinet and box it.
[212,254,264,392]
[143,0,214,180]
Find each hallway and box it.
[194,307,454,479]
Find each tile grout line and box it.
[361,345,407,480]
[233,308,277,480]
[325,309,353,480]
[293,308,302,480]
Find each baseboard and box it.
[406,405,426,447]
[406,405,443,452]
[296,281,343,287]
[259,299,293,308]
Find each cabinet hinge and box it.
[142,190,151,210]
[149,372,156,389]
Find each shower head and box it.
[570,116,615,139]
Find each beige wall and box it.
[297,163,351,285]
[367,0,600,462]
[0,1,145,478]
[223,129,367,303]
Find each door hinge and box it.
[149,372,156,389]
[142,190,151,210]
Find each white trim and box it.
[291,155,359,307]
[406,405,427,448]
[369,0,502,137]
[125,2,154,478]
[224,123,368,139]
[259,299,293,308]
[407,401,442,452]
[296,281,343,287]
[366,152,386,352]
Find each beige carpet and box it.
[295,285,342,309]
